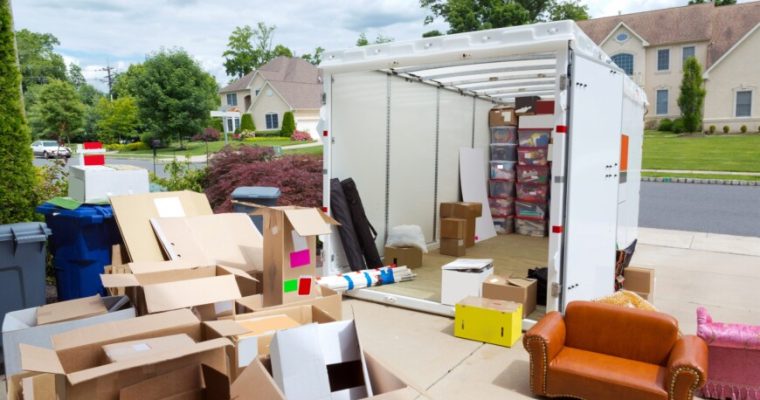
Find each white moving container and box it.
[318,21,647,325]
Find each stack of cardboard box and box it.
[488,107,518,234]
[439,202,482,256]
[515,98,553,237]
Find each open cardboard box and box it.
[17,309,231,400]
[235,286,343,320]
[100,260,258,317]
[118,363,231,400]
[482,274,537,317]
[2,295,135,377]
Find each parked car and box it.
[30,140,71,159]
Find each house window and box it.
[657,49,670,71]
[255,89,260,96]
[234,117,241,131]
[736,90,752,117]
[226,93,237,106]
[226,117,234,132]
[615,32,629,42]
[656,90,668,115]
[682,46,695,64]
[266,112,279,129]
[611,53,634,76]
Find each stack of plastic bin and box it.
[515,128,551,237]
[488,125,517,234]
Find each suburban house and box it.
[578,2,760,131]
[216,56,322,137]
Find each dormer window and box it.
[615,32,629,43]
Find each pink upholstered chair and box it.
[697,307,760,399]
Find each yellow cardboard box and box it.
[454,296,522,347]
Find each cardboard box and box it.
[623,267,655,301]
[439,202,482,247]
[68,165,149,203]
[102,333,195,363]
[119,363,230,400]
[18,309,231,400]
[440,218,466,239]
[488,107,517,127]
[440,259,494,306]
[252,206,339,307]
[482,275,537,317]
[36,294,108,326]
[2,295,134,377]
[439,238,466,257]
[151,213,264,273]
[454,296,523,347]
[518,114,554,130]
[235,286,342,321]
[206,303,336,379]
[100,260,258,316]
[110,191,214,262]
[534,100,555,115]
[383,246,422,268]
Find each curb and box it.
[642,176,760,186]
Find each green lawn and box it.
[120,137,308,157]
[642,171,760,182]
[643,130,760,173]
[283,145,323,156]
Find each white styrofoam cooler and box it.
[441,259,495,306]
[68,165,149,203]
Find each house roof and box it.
[220,71,255,93]
[577,2,760,68]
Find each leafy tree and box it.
[422,30,444,37]
[112,63,146,99]
[548,0,589,20]
[678,57,706,133]
[209,117,224,132]
[14,29,67,93]
[67,63,86,88]
[272,44,293,58]
[356,33,395,46]
[241,113,255,131]
[0,0,38,223]
[31,79,85,142]
[301,47,324,65]
[356,33,369,46]
[95,96,139,143]
[280,111,296,135]
[129,49,218,147]
[688,0,736,5]
[222,25,257,78]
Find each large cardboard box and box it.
[2,295,134,377]
[18,309,231,400]
[454,296,522,347]
[439,238,466,257]
[623,267,655,301]
[439,202,482,247]
[110,191,214,262]
[440,259,494,306]
[102,333,195,363]
[482,275,537,317]
[235,286,342,321]
[252,206,339,306]
[488,107,517,127]
[100,260,258,317]
[382,246,422,268]
[119,363,231,400]
[68,165,149,203]
[440,218,465,239]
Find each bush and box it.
[241,114,255,131]
[151,159,207,192]
[658,118,673,132]
[191,127,221,142]
[740,125,747,133]
[709,125,716,134]
[238,130,255,140]
[672,118,686,134]
[125,142,150,151]
[644,119,659,130]
[204,145,322,212]
[291,130,312,141]
[105,143,124,151]
[723,125,730,134]
[140,132,155,145]
[33,158,68,204]
[255,130,282,137]
[280,111,296,136]
[209,118,224,132]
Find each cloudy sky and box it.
[10,0,755,91]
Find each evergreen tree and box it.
[678,57,706,133]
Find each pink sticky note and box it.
[290,249,310,268]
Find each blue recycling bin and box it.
[35,203,120,300]
[231,186,281,233]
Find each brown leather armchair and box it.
[523,301,708,400]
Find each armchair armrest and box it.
[666,335,708,400]
[523,311,566,396]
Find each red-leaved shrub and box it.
[290,130,312,142]
[205,145,322,212]
[191,127,221,142]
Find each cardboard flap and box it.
[100,273,141,288]
[217,265,259,283]
[119,364,203,400]
[508,278,535,288]
[19,344,65,375]
[35,294,108,326]
[127,259,205,275]
[283,208,336,236]
[318,210,340,226]
[201,363,231,399]
[231,358,286,400]
[204,320,251,337]
[142,274,243,314]
[441,258,494,271]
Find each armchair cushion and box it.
[697,306,760,349]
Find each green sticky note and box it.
[283,279,298,293]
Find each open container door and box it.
[560,51,624,308]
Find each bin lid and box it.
[231,186,281,200]
[35,203,114,223]
[0,222,51,243]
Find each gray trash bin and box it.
[0,222,52,363]
[231,186,281,233]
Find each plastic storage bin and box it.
[517,147,548,166]
[36,204,120,300]
[516,183,549,202]
[516,216,547,237]
[490,126,517,144]
[516,165,550,184]
[515,199,547,219]
[489,197,514,217]
[490,144,517,162]
[489,180,515,198]
[231,186,281,233]
[493,216,514,235]
[518,129,551,147]
[490,161,516,180]
[0,222,51,347]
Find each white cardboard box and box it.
[2,295,134,376]
[441,258,495,306]
[68,165,149,203]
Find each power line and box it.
[99,63,117,100]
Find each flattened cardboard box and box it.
[382,246,422,268]
[36,294,108,326]
[482,275,537,317]
[235,286,342,321]
[2,295,134,377]
[110,191,213,262]
[102,333,195,363]
[18,309,231,400]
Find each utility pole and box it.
[99,63,117,100]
